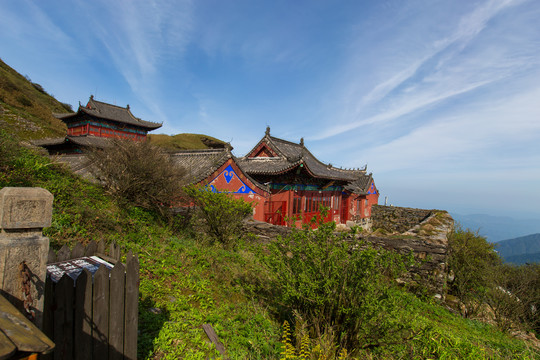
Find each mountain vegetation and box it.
[495,233,540,264]
[2,128,540,358]
[0,58,69,140]
[1,59,539,359]
[148,133,229,151]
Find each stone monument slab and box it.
[0,187,53,230]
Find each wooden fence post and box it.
[74,268,92,360]
[93,265,110,360]
[53,275,74,360]
[45,241,139,360]
[124,251,139,360]
[109,262,126,360]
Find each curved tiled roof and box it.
[54,96,162,130]
[236,158,301,175]
[171,149,231,184]
[239,133,367,182]
[344,173,374,195]
[32,135,112,148]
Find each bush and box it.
[86,139,186,217]
[184,185,253,247]
[490,263,540,333]
[262,218,416,354]
[447,227,501,317]
[16,94,32,107]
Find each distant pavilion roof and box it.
[32,135,112,149]
[54,95,162,130]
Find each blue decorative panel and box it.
[208,164,257,194]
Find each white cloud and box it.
[360,85,540,173]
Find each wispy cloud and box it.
[0,0,74,54]
[359,84,540,173]
[314,0,531,140]
[74,0,193,91]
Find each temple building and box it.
[34,95,162,154]
[237,127,379,227]
[171,148,269,218]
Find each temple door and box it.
[264,200,287,226]
[340,194,349,224]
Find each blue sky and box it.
[1,0,540,218]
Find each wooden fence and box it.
[43,241,139,360]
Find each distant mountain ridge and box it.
[495,233,540,264]
[451,213,540,242]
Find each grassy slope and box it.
[0,58,69,140]
[148,133,229,151]
[1,133,538,359]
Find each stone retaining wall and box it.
[371,205,432,234]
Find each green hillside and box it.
[148,133,229,151]
[0,58,70,140]
[505,252,540,264]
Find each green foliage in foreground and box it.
[1,133,539,359]
[184,185,253,247]
[447,227,502,318]
[262,219,416,353]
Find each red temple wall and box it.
[67,123,147,141]
[202,159,268,221]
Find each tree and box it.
[86,139,186,216]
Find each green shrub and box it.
[184,185,253,247]
[447,227,501,317]
[262,217,416,354]
[489,263,540,333]
[16,94,32,107]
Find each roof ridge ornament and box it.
[300,137,304,146]
[265,126,270,136]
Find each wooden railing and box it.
[43,241,139,360]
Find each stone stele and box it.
[0,187,53,328]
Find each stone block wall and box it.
[371,205,432,234]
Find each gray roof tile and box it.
[239,134,367,181]
[32,135,112,148]
[55,96,162,130]
[170,149,269,192]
